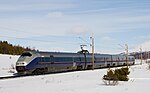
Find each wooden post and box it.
[148,51,149,60]
[140,48,142,65]
[92,33,95,70]
[125,44,128,68]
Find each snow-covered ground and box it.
[0,54,150,93]
[0,54,19,76]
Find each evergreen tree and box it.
[0,40,35,55]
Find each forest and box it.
[0,41,34,55]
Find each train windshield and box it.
[21,52,32,57]
[17,52,32,62]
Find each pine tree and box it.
[0,40,35,55]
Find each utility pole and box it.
[140,47,142,65]
[148,51,150,60]
[145,51,148,63]
[118,44,129,67]
[147,51,149,62]
[125,44,129,68]
[92,33,95,70]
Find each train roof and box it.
[28,51,128,57]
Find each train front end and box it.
[16,51,36,74]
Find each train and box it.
[16,51,135,74]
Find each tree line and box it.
[0,41,34,55]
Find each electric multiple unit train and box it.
[16,51,135,74]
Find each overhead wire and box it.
[0,26,79,44]
[0,26,71,40]
[0,35,84,45]
[0,26,95,51]
[0,26,43,36]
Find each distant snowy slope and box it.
[0,54,19,76]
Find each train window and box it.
[81,57,85,61]
[50,58,54,62]
[87,57,92,62]
[54,57,74,62]
[41,58,45,62]
[105,57,109,61]
[74,57,80,62]
[50,55,54,57]
[54,57,61,62]
[40,57,50,62]
[132,58,134,61]
[104,58,106,61]
[98,57,104,61]
[63,57,72,62]
[118,57,120,61]
[21,52,32,57]
[101,57,104,61]
[128,57,131,61]
[45,57,50,62]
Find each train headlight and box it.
[16,62,27,66]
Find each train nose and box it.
[16,66,26,73]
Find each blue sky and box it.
[0,0,150,53]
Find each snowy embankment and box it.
[0,54,19,76]
[0,54,150,93]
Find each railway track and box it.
[0,64,138,80]
[0,70,78,80]
[0,74,34,80]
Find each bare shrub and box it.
[146,61,150,70]
[8,64,15,73]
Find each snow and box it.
[0,54,19,76]
[0,54,150,93]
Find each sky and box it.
[0,0,150,54]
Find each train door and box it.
[49,55,55,71]
[76,55,84,70]
[104,57,107,67]
[118,57,120,66]
[72,56,77,69]
[50,55,54,64]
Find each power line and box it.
[0,25,84,40]
[0,35,52,42]
[0,35,81,45]
[0,26,42,36]
[78,37,92,46]
[0,26,97,50]
[0,26,93,43]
